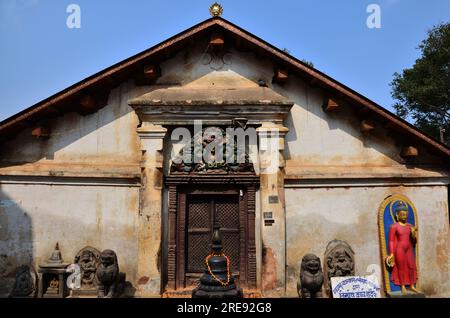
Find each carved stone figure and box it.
[74,247,100,291]
[10,265,35,297]
[169,126,255,174]
[297,254,324,298]
[324,240,355,297]
[96,250,125,298]
[45,277,59,295]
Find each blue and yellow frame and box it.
[378,194,420,295]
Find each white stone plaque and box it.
[331,275,381,298]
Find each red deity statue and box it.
[386,201,420,294]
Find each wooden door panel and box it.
[185,194,240,276]
[186,196,211,273]
[186,233,211,273]
[215,196,240,273]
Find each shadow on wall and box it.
[0,185,34,297]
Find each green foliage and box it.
[391,22,450,144]
[282,48,314,68]
[300,59,314,68]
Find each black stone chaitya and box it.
[192,223,242,298]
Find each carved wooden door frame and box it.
[165,175,259,291]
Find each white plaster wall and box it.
[0,183,139,296]
[285,185,450,297]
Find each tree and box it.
[391,22,450,145]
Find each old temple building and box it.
[0,8,449,298]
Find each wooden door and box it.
[166,180,257,292]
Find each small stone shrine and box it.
[192,222,242,298]
[38,243,69,298]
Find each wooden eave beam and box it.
[323,98,340,112]
[210,33,224,50]
[135,64,161,85]
[78,92,109,116]
[401,146,419,158]
[360,120,375,133]
[273,69,289,84]
[31,125,50,138]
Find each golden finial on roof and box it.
[209,2,223,17]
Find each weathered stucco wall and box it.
[156,41,446,177]
[0,81,142,170]
[0,38,448,298]
[0,182,139,297]
[285,185,450,297]
[282,77,400,166]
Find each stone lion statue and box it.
[96,250,125,298]
[297,254,324,298]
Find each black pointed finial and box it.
[211,221,222,254]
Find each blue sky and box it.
[0,0,449,121]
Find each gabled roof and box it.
[0,17,449,160]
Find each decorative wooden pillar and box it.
[136,123,167,297]
[247,185,257,289]
[167,185,177,290]
[256,122,289,296]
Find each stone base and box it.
[71,289,98,298]
[164,288,261,298]
[388,291,426,298]
[242,289,263,298]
